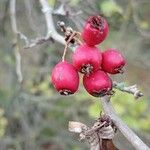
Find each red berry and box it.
[83,70,112,97]
[102,49,126,74]
[82,15,109,46]
[72,44,102,74]
[51,61,79,95]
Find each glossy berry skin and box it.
[83,70,112,97]
[82,15,109,46]
[51,61,79,95]
[102,49,126,74]
[72,44,102,74]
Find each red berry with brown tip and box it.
[83,70,112,97]
[82,15,109,46]
[51,61,79,95]
[102,49,126,74]
[72,44,102,74]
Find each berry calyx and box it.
[72,44,102,74]
[82,15,109,46]
[83,70,112,97]
[102,49,126,74]
[51,61,79,95]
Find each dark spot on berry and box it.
[88,16,104,31]
[59,89,73,95]
[92,89,109,97]
[81,64,94,74]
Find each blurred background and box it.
[0,0,150,149]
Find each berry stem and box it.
[62,44,68,62]
[62,32,77,61]
[58,21,83,46]
[74,32,83,45]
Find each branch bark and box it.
[39,0,65,45]
[22,0,66,49]
[101,96,150,150]
[11,0,66,50]
[113,82,143,99]
[10,0,23,83]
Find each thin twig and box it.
[57,21,83,45]
[101,96,150,150]
[10,0,23,83]
[62,31,77,61]
[17,0,66,49]
[113,82,143,99]
[23,35,52,49]
[39,0,65,45]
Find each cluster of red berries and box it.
[51,15,126,97]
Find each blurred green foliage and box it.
[0,108,7,138]
[48,0,56,7]
[100,1,123,17]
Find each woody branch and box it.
[10,0,23,83]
